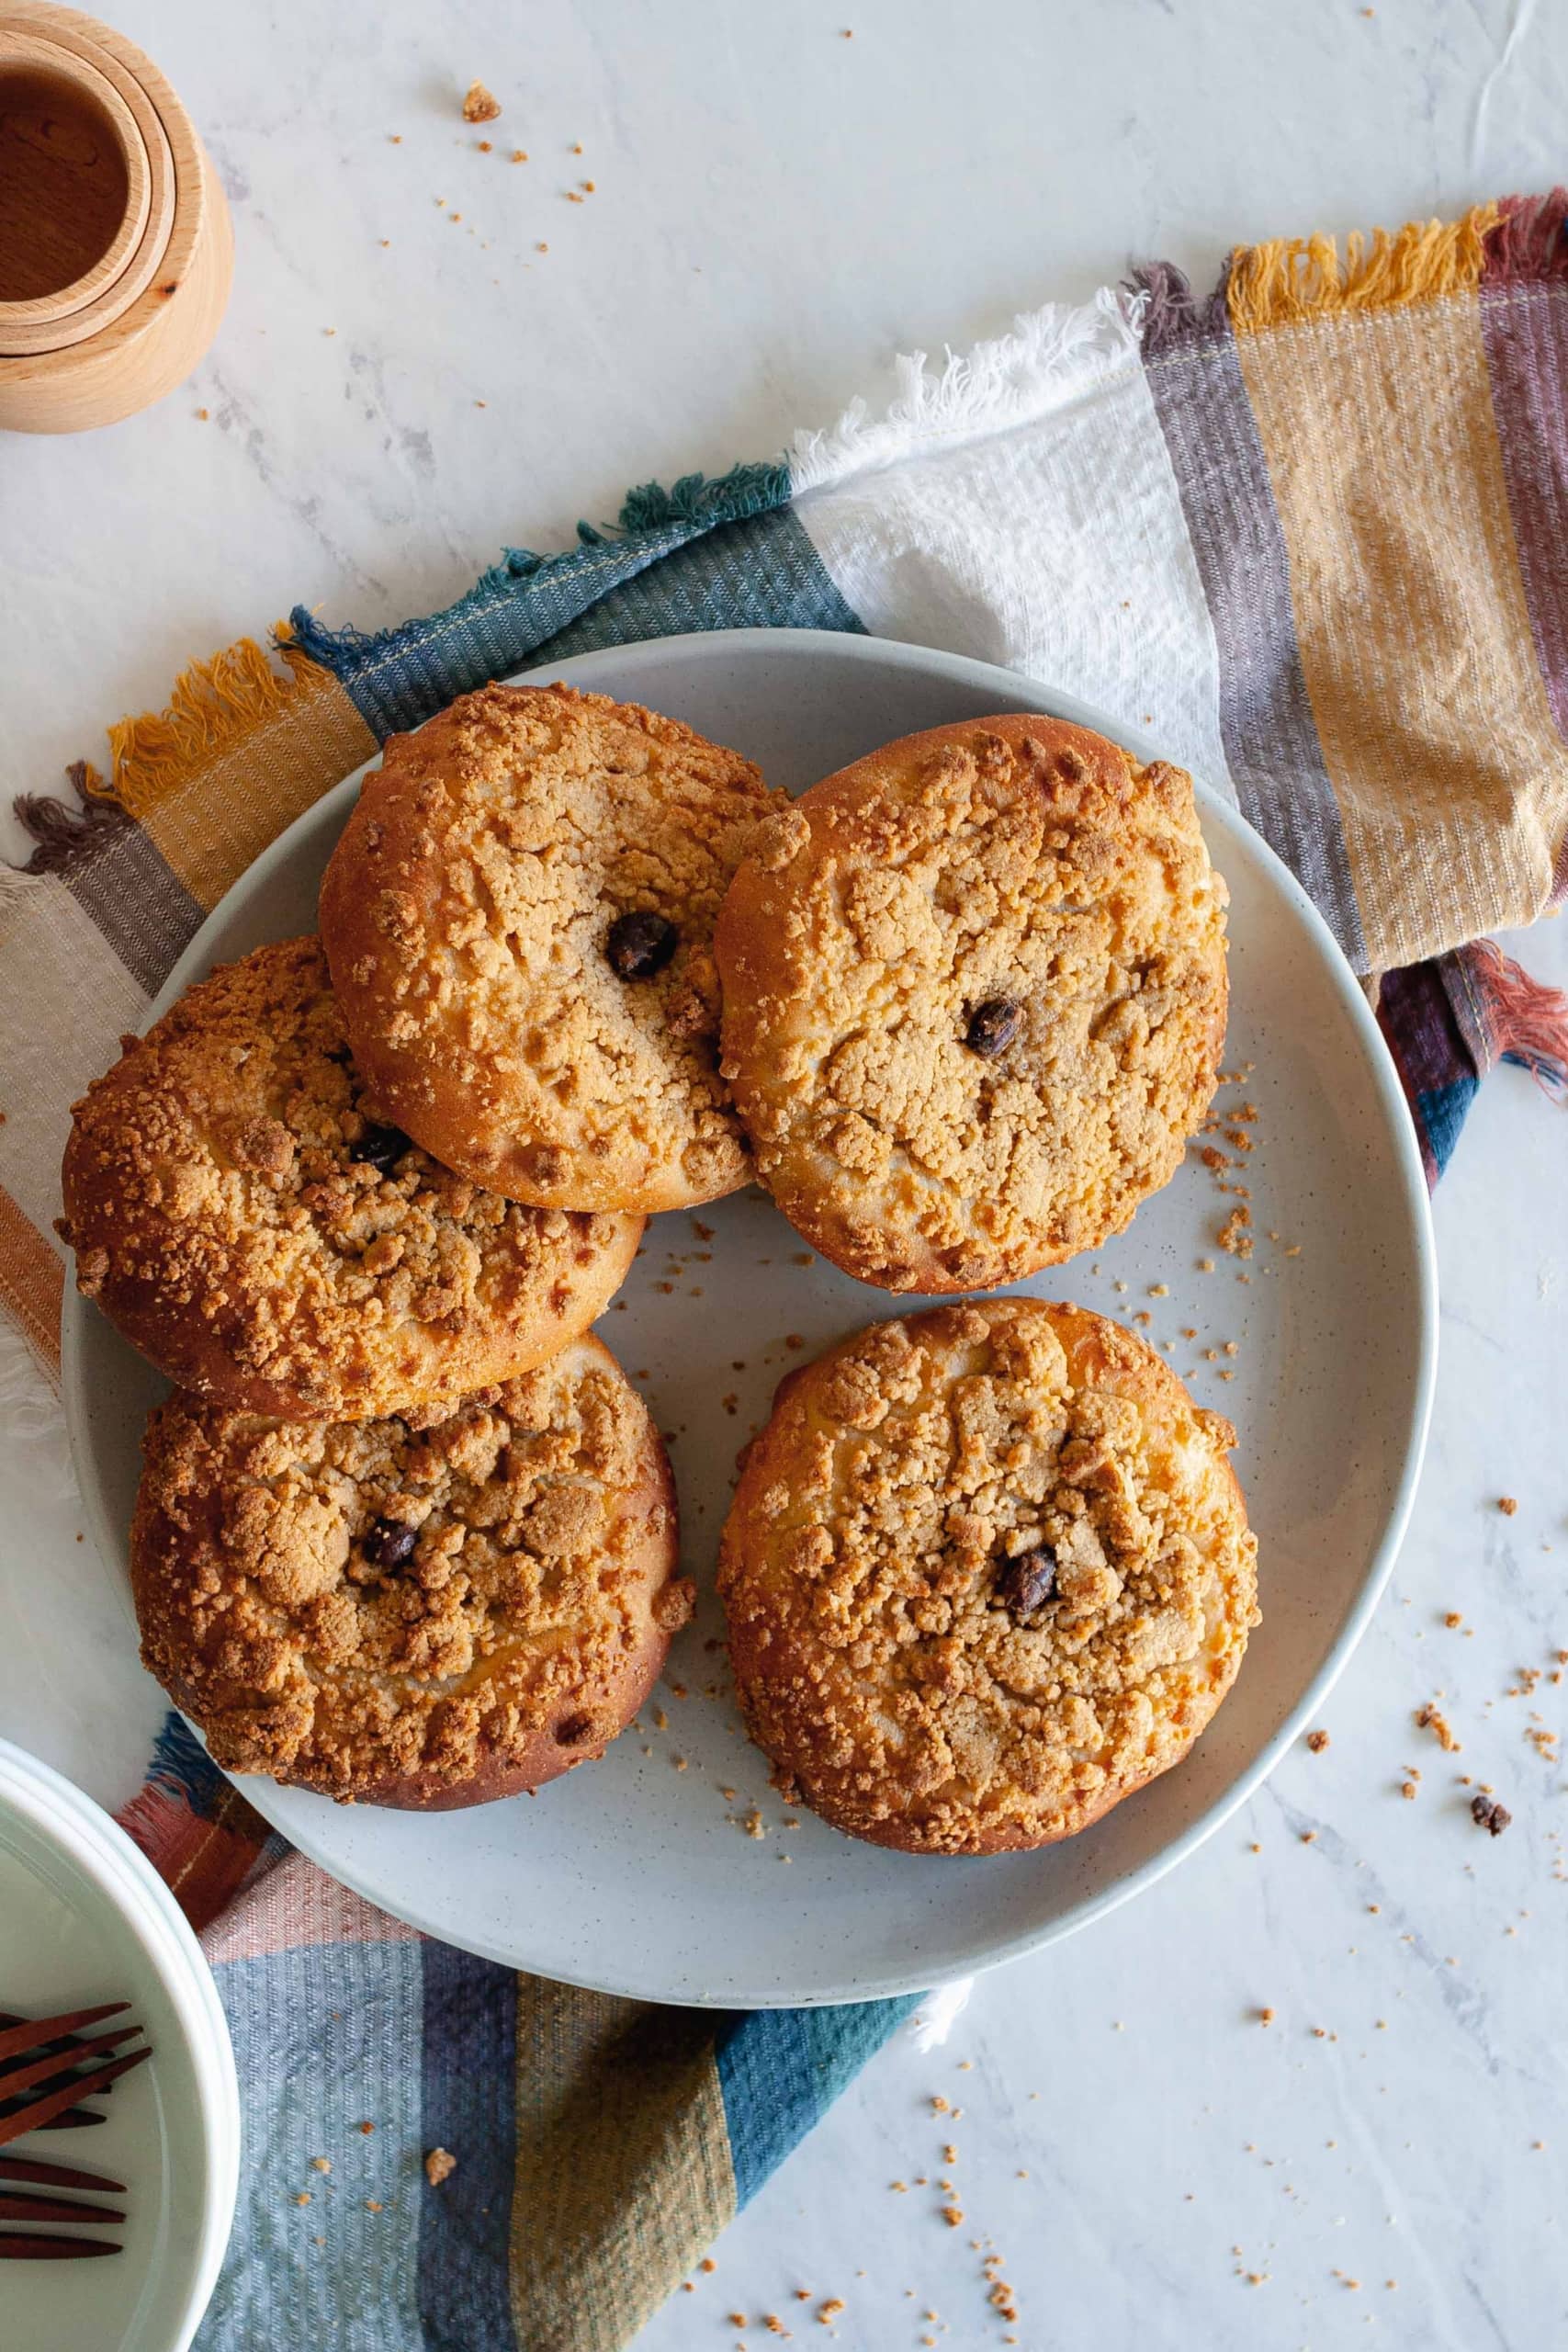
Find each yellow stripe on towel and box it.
[509,1979,736,2352]
[96,630,378,910]
[0,1183,63,1379]
[1232,227,1568,967]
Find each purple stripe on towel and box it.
[1479,194,1568,757]
[1132,263,1369,970]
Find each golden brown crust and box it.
[131,1334,691,1809]
[717,1298,1258,1855]
[320,683,780,1214]
[60,937,641,1419]
[714,717,1229,1291]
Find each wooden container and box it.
[0,1,231,431]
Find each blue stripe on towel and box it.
[715,1996,919,2210]
[198,1942,424,2352]
[416,1942,520,2352]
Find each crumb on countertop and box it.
[462,81,502,122]
[1306,1729,1330,1754]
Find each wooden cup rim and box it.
[0,15,177,356]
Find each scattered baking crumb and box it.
[1416,1703,1461,1753]
[818,2300,844,2324]
[931,2095,950,2113]
[1218,1204,1253,1258]
[359,2120,375,2134]
[1499,1496,1518,1516]
[1306,1729,1330,1754]
[536,241,548,252]
[1400,1780,1417,1800]
[941,2206,964,2227]
[462,82,502,122]
[1258,2007,1275,2025]
[424,2147,457,2186]
[310,2157,332,2174]
[511,148,528,162]
[294,2191,311,2206]
[1445,1611,1464,1629]
[366,2198,383,2211]
[1472,1794,1512,1836]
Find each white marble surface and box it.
[4,2,1568,2345]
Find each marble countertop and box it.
[5,3,1567,2344]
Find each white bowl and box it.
[0,1738,239,2352]
[62,629,1436,2007]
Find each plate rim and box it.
[61,626,1438,2006]
[0,1737,240,2349]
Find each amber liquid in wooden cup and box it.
[0,3,231,432]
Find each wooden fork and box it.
[0,2004,116,2135]
[0,2005,150,2255]
[0,2153,128,2259]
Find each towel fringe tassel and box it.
[12,762,130,879]
[97,624,329,820]
[1483,188,1568,286]
[9,633,331,878]
[1226,203,1500,334]
[1459,938,1568,1102]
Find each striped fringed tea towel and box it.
[117,1719,909,2352]
[2,189,1566,2351]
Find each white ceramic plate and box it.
[63,629,1436,2007]
[0,1740,239,2352]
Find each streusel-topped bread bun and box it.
[715,717,1227,1291]
[321,683,778,1213]
[132,1336,691,1809]
[719,1298,1258,1856]
[61,936,640,1419]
